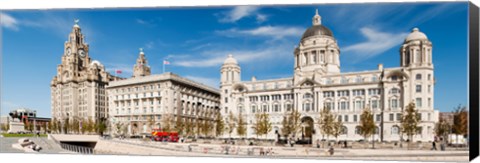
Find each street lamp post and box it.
[33,110,37,135]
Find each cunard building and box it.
[107,50,220,136]
[220,10,439,142]
[51,20,120,125]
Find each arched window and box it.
[372,76,378,82]
[251,105,257,113]
[415,50,421,63]
[238,105,244,113]
[303,102,311,112]
[391,125,399,135]
[355,126,362,135]
[303,93,313,99]
[341,126,348,135]
[416,74,422,80]
[389,88,400,94]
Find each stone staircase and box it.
[32,137,69,153]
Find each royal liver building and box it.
[220,10,438,142]
[51,20,118,124]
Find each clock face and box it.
[66,48,71,55]
[79,49,86,57]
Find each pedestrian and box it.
[344,141,347,148]
[316,139,320,148]
[328,146,334,156]
[260,147,265,155]
[432,141,437,150]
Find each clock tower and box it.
[51,19,117,128]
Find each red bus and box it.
[151,129,179,142]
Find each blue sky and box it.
[0,2,469,117]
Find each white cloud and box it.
[136,19,147,25]
[0,13,19,31]
[256,14,268,23]
[343,27,408,58]
[184,75,219,88]
[217,26,304,39]
[219,6,265,23]
[172,45,291,68]
[144,41,154,49]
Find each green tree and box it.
[401,102,420,149]
[434,117,450,145]
[72,118,80,134]
[331,121,343,142]
[162,114,173,132]
[318,107,335,142]
[280,115,291,138]
[56,120,62,134]
[195,119,202,137]
[81,120,87,134]
[215,112,225,137]
[359,106,376,149]
[254,112,272,139]
[41,122,47,134]
[202,120,213,137]
[185,119,194,138]
[175,117,185,135]
[48,121,54,134]
[226,111,237,138]
[86,118,94,134]
[452,104,468,146]
[236,113,247,138]
[96,119,107,135]
[288,109,302,138]
[147,116,156,132]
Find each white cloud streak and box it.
[0,13,19,31]
[217,26,304,39]
[219,6,265,23]
[172,45,291,68]
[343,27,408,58]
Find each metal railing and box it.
[49,135,95,154]
[60,143,94,154]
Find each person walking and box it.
[431,141,437,150]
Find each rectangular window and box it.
[396,113,402,121]
[372,100,378,109]
[389,114,394,121]
[428,85,431,93]
[376,114,381,122]
[338,115,342,122]
[285,104,292,112]
[416,85,422,93]
[391,99,398,109]
[344,115,349,122]
[225,97,228,103]
[416,98,422,108]
[428,98,431,107]
[353,115,357,122]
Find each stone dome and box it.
[405,28,428,42]
[90,60,103,67]
[301,25,334,40]
[224,54,238,65]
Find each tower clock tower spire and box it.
[133,48,151,78]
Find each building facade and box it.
[107,51,220,136]
[220,10,439,142]
[50,20,119,125]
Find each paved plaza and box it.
[94,138,469,162]
[0,135,470,162]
